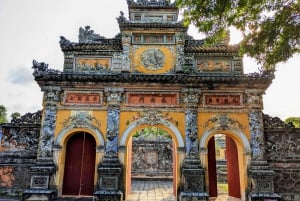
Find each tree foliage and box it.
[0,105,8,124]
[11,112,21,120]
[177,0,300,70]
[285,117,300,128]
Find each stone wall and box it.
[264,115,300,201]
[0,111,41,197]
[131,137,173,178]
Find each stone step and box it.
[53,197,94,201]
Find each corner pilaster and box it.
[23,86,60,201]
[246,89,281,200]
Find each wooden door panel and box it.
[208,137,218,197]
[80,134,96,195]
[62,132,96,196]
[226,136,241,198]
[62,133,83,195]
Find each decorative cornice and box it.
[33,72,274,87]
[118,21,186,31]
[184,43,239,53]
[127,0,177,9]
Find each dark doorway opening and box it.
[208,134,241,199]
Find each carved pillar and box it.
[94,88,124,201]
[175,33,185,72]
[246,89,281,201]
[23,87,60,201]
[180,88,208,201]
[121,33,131,72]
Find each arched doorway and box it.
[62,132,96,196]
[127,126,176,199]
[120,118,185,200]
[207,134,241,199]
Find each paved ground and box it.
[126,180,242,201]
[126,180,176,201]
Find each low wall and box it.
[264,115,300,201]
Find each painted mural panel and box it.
[75,57,111,72]
[197,58,231,72]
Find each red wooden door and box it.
[62,132,96,196]
[226,136,241,198]
[208,137,218,197]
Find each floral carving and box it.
[128,110,178,127]
[185,110,198,155]
[61,111,100,128]
[204,114,243,130]
[105,108,120,154]
[249,111,265,160]
[265,132,298,160]
[39,104,56,157]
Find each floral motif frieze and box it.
[75,57,111,73]
[203,114,244,130]
[127,110,178,127]
[61,111,100,128]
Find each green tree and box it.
[0,105,8,123]
[177,0,300,70]
[11,112,21,120]
[285,117,300,128]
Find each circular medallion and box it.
[141,48,165,70]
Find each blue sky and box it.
[0,0,299,120]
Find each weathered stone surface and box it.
[264,115,300,201]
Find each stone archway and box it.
[53,125,105,196]
[119,118,185,199]
[199,128,251,200]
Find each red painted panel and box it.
[226,136,241,198]
[62,133,83,195]
[80,134,96,195]
[208,137,218,197]
[62,132,96,196]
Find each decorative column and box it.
[94,88,124,201]
[175,32,185,73]
[246,89,281,201]
[23,86,60,201]
[179,88,208,201]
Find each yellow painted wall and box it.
[131,45,176,74]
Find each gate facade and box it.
[17,0,282,200]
